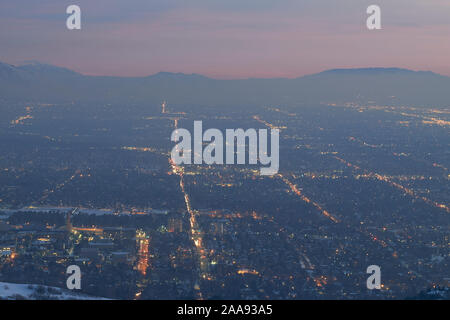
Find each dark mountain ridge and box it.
[0,61,449,108]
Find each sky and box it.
[1,0,450,79]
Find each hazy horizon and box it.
[1,59,447,80]
[0,1,449,302]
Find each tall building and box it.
[66,210,73,233]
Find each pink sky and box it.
[1,1,450,78]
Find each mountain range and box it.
[1,61,449,108]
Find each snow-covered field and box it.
[0,282,108,300]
